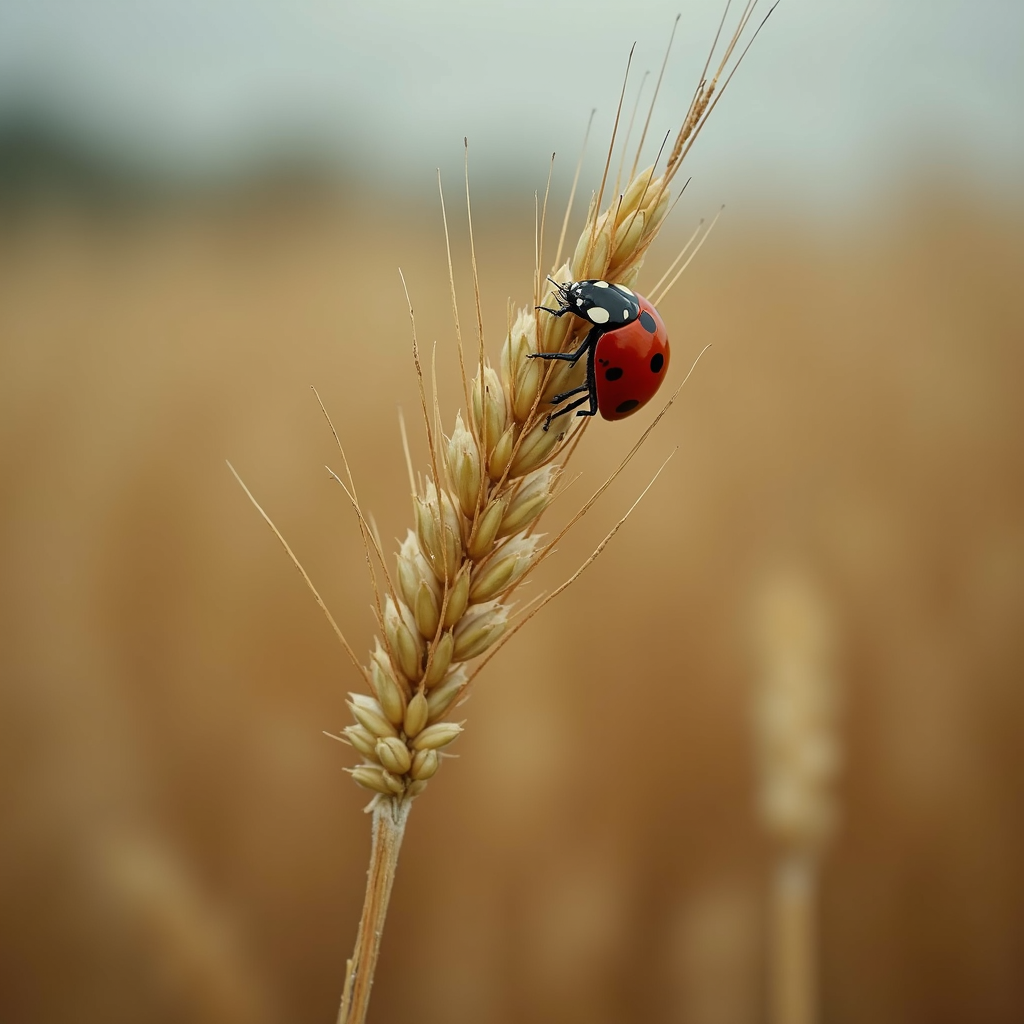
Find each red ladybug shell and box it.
[593,294,670,420]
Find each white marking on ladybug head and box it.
[589,306,611,324]
[576,297,584,306]
[614,284,634,297]
[620,308,630,320]
[593,280,609,288]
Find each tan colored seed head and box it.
[343,158,699,804]
[342,58,739,803]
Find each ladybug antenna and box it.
[536,276,571,317]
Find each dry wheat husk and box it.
[341,155,681,801]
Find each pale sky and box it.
[1,0,1021,207]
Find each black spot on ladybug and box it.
[650,353,664,373]
[605,367,624,381]
[639,310,657,333]
[616,399,640,414]
[598,358,609,366]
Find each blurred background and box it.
[1,1,1022,1022]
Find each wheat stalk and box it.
[231,6,776,1022]
[752,568,841,1024]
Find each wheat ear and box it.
[335,0,778,793]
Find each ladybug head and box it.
[538,277,579,316]
[538,277,641,329]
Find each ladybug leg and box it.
[528,348,574,361]
[543,394,593,430]
[575,339,599,419]
[527,341,583,362]
[527,327,599,365]
[549,382,590,404]
[542,340,600,430]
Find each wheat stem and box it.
[752,569,839,1024]
[336,797,411,1024]
[770,854,818,1024]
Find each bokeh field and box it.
[2,181,1022,1023]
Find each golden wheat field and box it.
[1,183,1023,1023]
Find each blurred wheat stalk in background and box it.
[753,568,842,1024]
[231,4,776,1022]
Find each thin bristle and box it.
[507,344,712,601]
[674,0,779,173]
[629,13,681,182]
[468,448,676,685]
[437,173,472,416]
[397,408,417,497]
[326,467,399,608]
[614,69,650,199]
[651,206,724,306]
[463,139,487,424]
[678,0,737,151]
[557,413,593,470]
[535,152,556,311]
[700,0,736,101]
[227,462,369,684]
[399,269,443,496]
[366,515,386,565]
[612,127,673,261]
[586,43,636,273]
[554,108,596,270]
[430,343,443,469]
[648,215,705,298]
[312,386,385,626]
[534,192,541,312]
[666,0,770,180]
[428,341,455,582]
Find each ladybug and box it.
[529,278,670,430]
